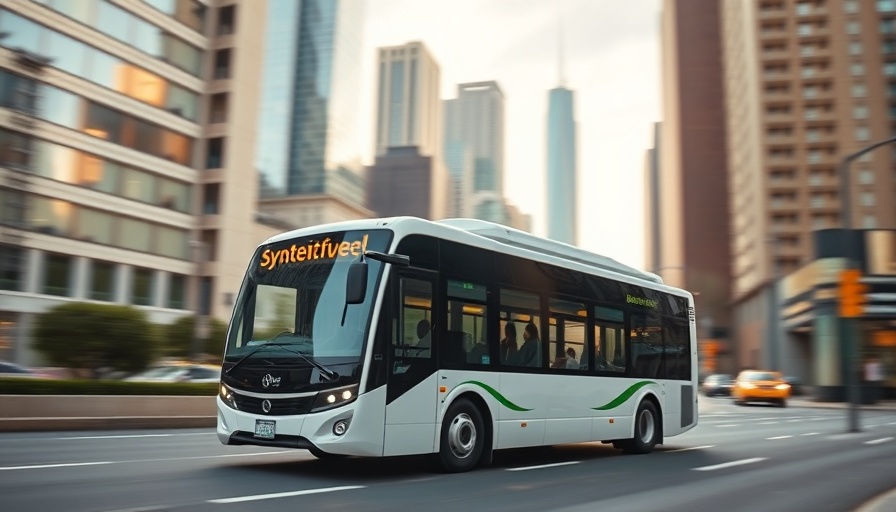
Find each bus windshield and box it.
[224,229,392,374]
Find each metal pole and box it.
[838,134,896,433]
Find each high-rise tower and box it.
[545,25,578,246]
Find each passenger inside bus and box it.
[500,322,518,363]
[416,318,432,349]
[517,322,542,367]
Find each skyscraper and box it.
[0,0,280,365]
[255,0,370,223]
[374,41,442,159]
[545,85,578,246]
[652,0,731,374]
[443,81,505,221]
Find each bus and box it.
[217,217,698,472]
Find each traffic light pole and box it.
[838,135,896,433]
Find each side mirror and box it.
[345,259,368,304]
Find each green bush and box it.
[0,378,218,395]
[34,303,159,378]
[160,315,228,359]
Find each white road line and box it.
[888,422,896,426]
[801,432,820,436]
[716,424,737,428]
[664,445,714,453]
[208,486,365,504]
[766,435,792,440]
[507,461,580,471]
[864,437,893,445]
[758,421,779,425]
[0,451,291,472]
[56,433,213,440]
[692,458,766,472]
[0,461,113,471]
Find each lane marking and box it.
[716,424,737,428]
[56,433,214,440]
[208,486,365,504]
[0,461,113,471]
[758,421,779,425]
[0,451,291,472]
[801,432,819,436]
[864,437,893,445]
[664,445,714,453]
[692,457,766,472]
[766,435,792,440]
[507,461,580,471]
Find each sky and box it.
[359,0,663,271]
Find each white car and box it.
[125,364,220,383]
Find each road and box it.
[1,398,895,512]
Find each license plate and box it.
[254,419,275,439]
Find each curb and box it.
[854,488,896,512]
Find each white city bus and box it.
[217,217,698,472]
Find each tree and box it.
[33,303,158,378]
[160,315,228,360]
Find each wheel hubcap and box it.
[448,413,476,459]
[638,409,655,444]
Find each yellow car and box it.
[732,370,791,407]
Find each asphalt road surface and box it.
[2,398,895,512]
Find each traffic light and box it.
[838,269,868,318]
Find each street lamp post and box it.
[838,134,896,433]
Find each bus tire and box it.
[438,398,484,473]
[621,399,660,455]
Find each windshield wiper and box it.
[224,341,339,381]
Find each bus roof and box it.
[262,216,665,286]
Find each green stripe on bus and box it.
[458,380,533,411]
[591,381,656,410]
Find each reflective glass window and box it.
[0,244,25,291]
[96,0,131,43]
[40,86,79,128]
[118,217,151,252]
[0,188,27,227]
[45,31,89,77]
[77,154,119,194]
[84,103,124,143]
[132,267,154,306]
[132,16,162,56]
[0,129,33,170]
[168,273,185,309]
[166,84,198,120]
[77,208,114,245]
[0,11,42,53]
[156,225,188,259]
[135,119,162,156]
[52,0,98,25]
[164,35,202,76]
[43,253,72,297]
[162,130,192,165]
[28,195,74,237]
[121,167,156,203]
[158,178,190,212]
[90,260,116,301]
[118,64,166,107]
[35,141,78,183]
[89,51,118,89]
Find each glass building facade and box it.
[546,86,578,246]
[256,0,365,202]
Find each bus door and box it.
[383,270,439,456]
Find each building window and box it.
[206,137,224,169]
[844,0,859,13]
[854,105,868,119]
[863,216,877,228]
[852,84,867,97]
[0,245,24,291]
[856,126,870,141]
[203,183,220,214]
[862,192,875,206]
[859,169,874,185]
[43,253,72,296]
[216,5,235,36]
[90,260,116,301]
[168,273,186,309]
[214,49,231,79]
[132,267,154,306]
[849,42,863,55]
[851,63,865,76]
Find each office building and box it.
[652,0,732,374]
[0,0,279,365]
[545,85,578,246]
[367,41,450,220]
[255,0,370,224]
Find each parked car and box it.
[701,374,735,397]
[0,361,41,378]
[732,370,791,407]
[125,363,220,383]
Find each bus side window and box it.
[398,277,432,360]
[446,280,489,366]
[594,305,625,373]
[499,288,541,369]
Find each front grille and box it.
[232,394,315,415]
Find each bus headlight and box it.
[311,384,358,412]
[220,383,238,410]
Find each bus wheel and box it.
[621,400,660,455]
[439,398,484,473]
